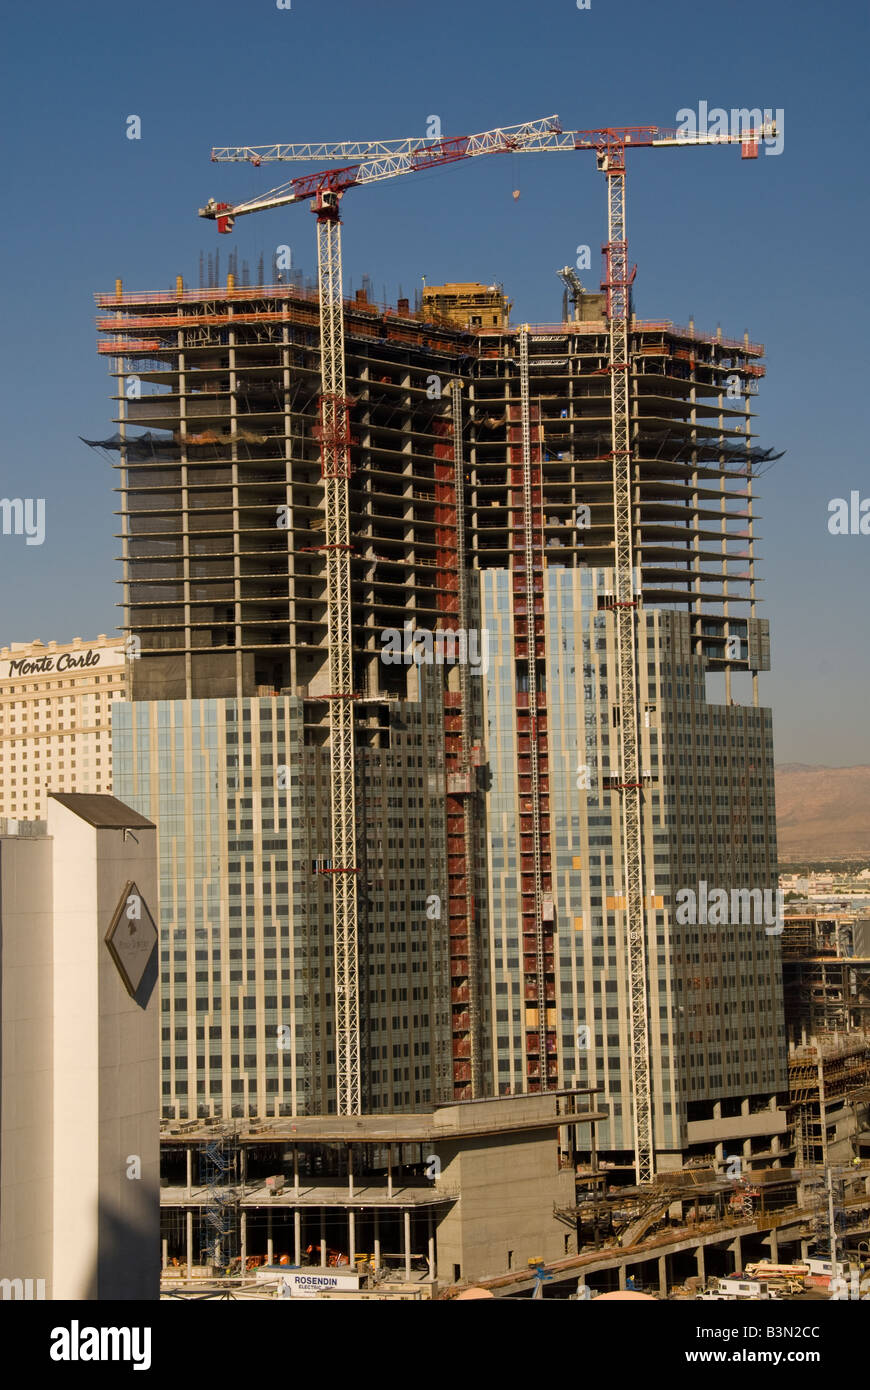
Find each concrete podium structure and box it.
[0,793,159,1299]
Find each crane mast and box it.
[311,191,360,1116]
[201,111,772,1162]
[600,141,652,1182]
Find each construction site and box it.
[85,117,870,1295]
[782,909,870,1040]
[153,1120,870,1299]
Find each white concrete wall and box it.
[95,822,159,1299]
[435,1131,575,1283]
[47,799,159,1299]
[0,835,54,1295]
[49,804,101,1298]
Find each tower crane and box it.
[557,265,588,320]
[200,114,774,1172]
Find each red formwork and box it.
[508,401,559,1088]
[434,414,477,1099]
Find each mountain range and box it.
[775,764,870,862]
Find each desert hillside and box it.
[775,764,870,861]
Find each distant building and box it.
[0,635,127,819]
[781,911,870,1040]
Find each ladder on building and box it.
[199,1127,239,1268]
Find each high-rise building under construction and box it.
[94,274,786,1168]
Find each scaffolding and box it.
[199,1126,240,1268]
[788,1035,870,1167]
[782,913,870,1041]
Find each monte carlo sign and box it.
[0,647,124,680]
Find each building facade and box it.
[95,274,785,1167]
[113,682,455,1119]
[480,567,784,1166]
[0,635,127,819]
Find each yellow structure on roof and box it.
[422,281,511,329]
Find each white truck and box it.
[696,1276,778,1300]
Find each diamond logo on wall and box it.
[105,879,158,998]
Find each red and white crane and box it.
[200,114,773,1177]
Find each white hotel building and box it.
[0,635,127,820]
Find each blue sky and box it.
[1,0,867,763]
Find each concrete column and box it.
[801,1239,810,1261]
[769,1226,779,1261]
[162,1238,168,1271]
[349,1210,356,1264]
[387,1147,393,1198]
[428,1212,435,1280]
[293,1145,300,1198]
[294,1209,302,1266]
[186,1211,193,1278]
[730,1235,743,1272]
[618,1262,627,1290]
[658,1254,667,1295]
[267,1208,273,1266]
[696,1244,705,1282]
[404,1209,412,1281]
[240,1211,247,1273]
[374,1211,381,1268]
[348,1144,354,1199]
[186,1145,192,1199]
[240,1145,247,1197]
[320,1211,327,1267]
